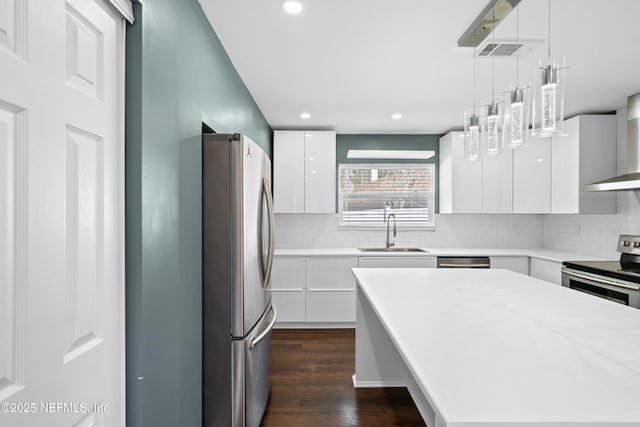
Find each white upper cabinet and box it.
[482,150,513,213]
[304,131,336,213]
[513,137,552,213]
[274,131,305,212]
[439,131,483,213]
[551,115,617,214]
[273,130,336,213]
[439,131,512,213]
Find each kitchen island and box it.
[352,268,640,427]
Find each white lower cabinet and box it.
[306,257,359,323]
[306,290,356,323]
[270,255,358,326]
[490,256,529,275]
[272,253,564,325]
[358,256,437,268]
[529,257,562,285]
[269,256,306,323]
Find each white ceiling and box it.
[199,0,640,134]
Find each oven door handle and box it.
[561,268,640,291]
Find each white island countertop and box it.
[352,268,640,426]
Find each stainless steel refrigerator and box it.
[202,133,276,427]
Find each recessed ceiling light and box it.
[300,112,311,119]
[282,0,303,14]
[392,113,403,120]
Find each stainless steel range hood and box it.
[585,93,640,191]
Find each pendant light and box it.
[464,44,482,162]
[503,4,530,149]
[532,0,567,137]
[481,7,503,157]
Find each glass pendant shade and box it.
[502,80,531,149]
[464,108,482,161]
[532,57,566,136]
[481,97,503,156]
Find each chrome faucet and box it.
[386,213,396,248]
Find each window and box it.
[338,164,435,228]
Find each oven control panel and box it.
[617,235,640,254]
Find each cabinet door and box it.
[270,257,306,323]
[273,130,305,213]
[513,137,551,213]
[529,258,562,285]
[490,256,529,275]
[271,291,305,323]
[439,132,483,213]
[305,257,358,323]
[576,116,616,213]
[482,151,513,213]
[306,291,356,322]
[306,257,358,290]
[551,118,580,213]
[358,257,437,268]
[552,115,616,214]
[304,131,336,213]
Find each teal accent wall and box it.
[125,1,271,426]
[336,134,442,213]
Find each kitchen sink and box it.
[357,247,429,253]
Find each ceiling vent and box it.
[476,39,543,57]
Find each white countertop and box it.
[352,268,640,426]
[275,247,610,263]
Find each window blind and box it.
[338,164,435,227]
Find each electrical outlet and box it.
[574,225,581,235]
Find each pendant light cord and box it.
[473,38,477,112]
[491,7,495,101]
[516,5,519,81]
[548,0,551,62]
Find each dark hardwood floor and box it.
[261,329,427,427]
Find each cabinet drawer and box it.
[490,256,529,275]
[305,290,355,323]
[270,290,305,323]
[306,257,358,290]
[271,256,305,290]
[358,256,437,268]
[530,258,562,285]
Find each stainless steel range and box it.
[562,235,640,309]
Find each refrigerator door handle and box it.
[260,177,275,287]
[250,304,277,349]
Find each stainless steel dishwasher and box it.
[437,257,491,268]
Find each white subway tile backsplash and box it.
[275,213,542,249]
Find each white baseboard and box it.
[351,374,407,388]
[274,322,355,329]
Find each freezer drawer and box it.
[231,303,277,427]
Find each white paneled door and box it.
[0,0,125,426]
